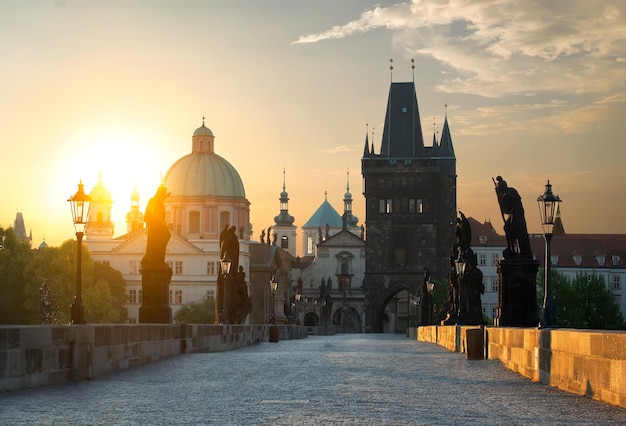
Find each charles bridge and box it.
[1,323,625,424]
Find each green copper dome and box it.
[163,121,246,198]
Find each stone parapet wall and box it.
[0,324,305,392]
[416,325,626,408]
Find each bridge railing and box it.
[415,325,626,409]
[0,323,306,392]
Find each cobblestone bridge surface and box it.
[1,334,624,425]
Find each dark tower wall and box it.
[361,81,457,332]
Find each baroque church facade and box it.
[85,120,251,322]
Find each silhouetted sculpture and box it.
[421,267,433,325]
[442,212,485,325]
[494,176,532,259]
[139,185,172,323]
[142,186,171,266]
[216,224,249,324]
[260,229,265,244]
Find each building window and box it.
[491,253,499,266]
[394,248,406,266]
[479,253,486,266]
[174,261,183,275]
[550,255,558,266]
[612,255,620,266]
[207,290,215,299]
[307,236,315,255]
[189,211,200,233]
[281,235,289,249]
[408,199,423,214]
[492,306,497,318]
[129,260,138,274]
[219,211,231,233]
[491,279,498,293]
[129,289,138,304]
[207,261,216,276]
[169,290,183,304]
[572,255,582,266]
[379,199,392,214]
[612,275,621,290]
[595,256,605,266]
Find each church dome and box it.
[164,120,246,198]
[89,174,112,201]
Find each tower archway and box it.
[372,283,417,333]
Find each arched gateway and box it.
[360,75,457,333]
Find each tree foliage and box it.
[0,228,34,324]
[5,238,129,325]
[538,269,625,330]
[174,296,215,324]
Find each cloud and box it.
[294,0,626,97]
[321,145,357,154]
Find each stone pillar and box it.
[495,258,539,327]
[139,265,172,323]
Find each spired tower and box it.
[86,173,115,240]
[361,73,457,332]
[272,169,297,256]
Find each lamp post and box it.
[455,254,466,324]
[219,254,232,324]
[68,180,91,324]
[426,279,435,325]
[537,180,562,328]
[295,292,301,325]
[269,276,278,324]
[269,277,279,342]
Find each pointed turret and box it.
[274,169,295,226]
[438,107,455,158]
[126,182,145,233]
[379,82,425,158]
[343,170,359,228]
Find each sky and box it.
[1,0,625,254]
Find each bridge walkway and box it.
[0,334,624,425]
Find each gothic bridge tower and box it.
[361,73,457,332]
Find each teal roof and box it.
[164,152,246,198]
[303,199,342,228]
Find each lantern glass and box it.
[68,180,91,233]
[220,255,232,275]
[537,180,562,235]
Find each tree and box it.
[25,240,129,324]
[174,296,215,324]
[0,227,34,324]
[537,269,625,330]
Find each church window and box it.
[307,236,315,255]
[219,211,231,232]
[174,261,183,275]
[207,261,216,276]
[189,211,200,233]
[281,235,289,249]
[129,290,138,304]
[96,212,103,223]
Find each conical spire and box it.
[438,105,455,158]
[343,170,359,228]
[274,168,294,226]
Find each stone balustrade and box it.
[0,324,306,392]
[416,325,626,409]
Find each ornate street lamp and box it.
[537,180,562,328]
[294,293,301,325]
[269,277,279,342]
[427,279,435,325]
[455,254,466,324]
[269,276,278,324]
[219,253,232,324]
[68,180,91,324]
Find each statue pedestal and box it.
[139,264,172,323]
[495,258,539,327]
